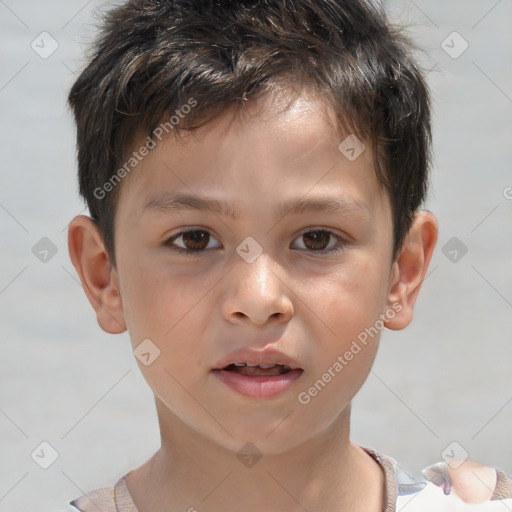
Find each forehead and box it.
[116,87,388,222]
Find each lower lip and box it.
[212,368,303,398]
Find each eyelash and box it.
[164,228,347,257]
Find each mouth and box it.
[211,361,304,398]
[219,362,296,377]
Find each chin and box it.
[211,414,314,455]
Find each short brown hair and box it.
[68,0,432,268]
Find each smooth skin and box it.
[68,85,438,512]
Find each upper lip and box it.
[213,346,303,370]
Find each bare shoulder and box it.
[423,459,512,503]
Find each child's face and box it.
[111,88,400,453]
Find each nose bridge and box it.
[222,242,293,325]
[234,244,278,299]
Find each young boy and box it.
[66,0,512,510]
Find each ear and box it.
[67,215,127,334]
[385,210,438,330]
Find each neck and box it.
[126,399,384,512]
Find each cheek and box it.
[296,273,384,421]
[120,264,216,376]
[117,253,189,344]
[318,261,389,338]
[318,287,382,379]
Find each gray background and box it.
[0,0,511,510]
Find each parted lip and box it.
[212,346,303,371]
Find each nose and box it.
[221,251,294,326]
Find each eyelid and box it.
[165,227,221,254]
[299,228,350,256]
[164,227,348,256]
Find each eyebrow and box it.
[142,193,371,220]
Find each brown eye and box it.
[291,229,345,256]
[302,230,331,250]
[181,230,210,250]
[165,228,345,257]
[165,229,220,254]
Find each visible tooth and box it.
[233,363,246,367]
[258,364,277,369]
[245,363,258,367]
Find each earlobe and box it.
[384,211,438,330]
[67,215,127,334]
